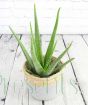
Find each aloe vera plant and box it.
[9,4,74,77]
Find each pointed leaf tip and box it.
[34,3,36,12]
[57,8,60,13]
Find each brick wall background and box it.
[0,0,88,34]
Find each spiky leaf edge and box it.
[34,4,44,66]
[44,42,72,76]
[9,26,34,69]
[44,8,60,69]
[30,23,45,76]
[51,58,75,75]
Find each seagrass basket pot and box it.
[23,61,62,101]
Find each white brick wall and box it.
[0,1,88,34]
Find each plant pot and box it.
[23,61,63,101]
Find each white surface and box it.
[0,35,18,105]
[0,1,88,34]
[0,34,87,105]
[80,35,88,104]
[63,35,88,104]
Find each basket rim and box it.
[23,61,63,81]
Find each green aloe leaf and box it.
[9,4,74,77]
[9,26,34,69]
[52,58,74,74]
[30,25,44,75]
[30,22,37,56]
[45,42,72,76]
[44,8,60,68]
[30,23,34,37]
[34,4,43,66]
[44,40,57,70]
[59,58,75,70]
